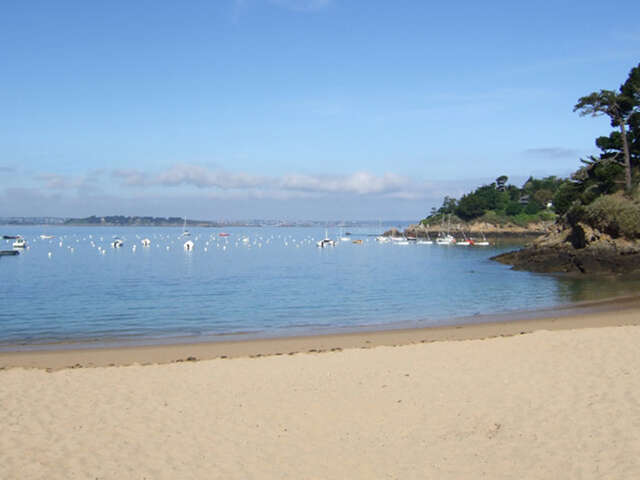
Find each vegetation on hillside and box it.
[421,175,561,227]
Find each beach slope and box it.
[2,319,640,478]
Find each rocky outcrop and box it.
[404,221,553,238]
[492,222,640,274]
[382,228,403,237]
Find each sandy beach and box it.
[2,302,640,479]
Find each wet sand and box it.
[2,299,640,478]
[2,295,640,370]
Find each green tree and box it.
[552,181,580,216]
[438,196,458,215]
[574,63,640,193]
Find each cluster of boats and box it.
[376,233,490,246]
[316,231,490,248]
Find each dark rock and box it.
[492,222,640,274]
[383,228,402,237]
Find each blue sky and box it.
[1,0,639,220]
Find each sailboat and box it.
[180,217,191,237]
[456,230,472,246]
[473,232,490,246]
[417,230,433,245]
[339,226,350,242]
[436,216,455,245]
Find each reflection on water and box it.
[554,273,640,303]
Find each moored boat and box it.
[12,238,27,248]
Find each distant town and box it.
[0,216,410,228]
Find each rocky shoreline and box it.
[492,223,640,274]
[385,221,553,239]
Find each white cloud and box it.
[35,173,93,190]
[280,171,410,195]
[111,164,418,197]
[156,164,268,189]
[7,167,509,220]
[112,169,149,186]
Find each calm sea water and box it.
[1,226,637,349]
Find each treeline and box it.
[423,175,562,226]
[65,216,187,226]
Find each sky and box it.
[1,0,639,220]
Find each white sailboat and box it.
[473,232,491,246]
[180,217,191,237]
[417,231,433,245]
[456,230,472,246]
[436,215,456,245]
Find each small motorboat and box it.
[316,238,336,248]
[184,240,194,251]
[13,238,26,248]
[111,239,124,248]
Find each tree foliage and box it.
[424,175,562,224]
[574,63,640,192]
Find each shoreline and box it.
[2,294,640,370]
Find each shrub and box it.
[583,193,640,238]
[524,200,543,215]
[477,210,506,226]
[537,210,557,222]
[505,201,523,216]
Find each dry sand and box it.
[2,304,640,478]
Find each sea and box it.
[1,225,638,350]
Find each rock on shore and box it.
[492,222,640,274]
[402,221,552,238]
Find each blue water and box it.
[1,226,636,348]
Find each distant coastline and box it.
[0,216,412,229]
